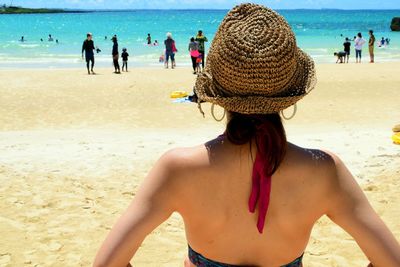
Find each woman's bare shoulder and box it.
[286,143,338,172]
[160,136,228,170]
[285,143,345,205]
[160,144,210,171]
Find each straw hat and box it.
[194,3,316,114]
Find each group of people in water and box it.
[146,33,159,46]
[335,30,392,64]
[19,34,59,43]
[81,30,209,74]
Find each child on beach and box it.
[196,53,203,73]
[121,48,129,72]
[343,37,351,63]
[159,53,165,63]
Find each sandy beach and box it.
[0,63,399,266]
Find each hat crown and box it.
[208,3,297,97]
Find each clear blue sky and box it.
[6,0,400,10]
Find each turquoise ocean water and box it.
[0,9,399,68]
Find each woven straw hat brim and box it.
[194,48,316,114]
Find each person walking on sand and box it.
[343,37,351,63]
[81,33,95,75]
[112,35,120,74]
[188,37,200,74]
[354,32,366,63]
[164,32,176,69]
[195,30,208,69]
[368,30,376,63]
[93,4,400,267]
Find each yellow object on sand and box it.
[170,91,188,98]
[392,133,400,145]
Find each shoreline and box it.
[3,55,398,68]
[0,60,400,70]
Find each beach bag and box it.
[172,42,178,53]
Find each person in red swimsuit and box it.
[93,4,400,267]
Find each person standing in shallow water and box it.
[147,34,152,45]
[195,30,208,69]
[112,36,120,74]
[354,32,366,63]
[369,30,376,63]
[164,32,176,69]
[93,4,400,267]
[82,33,95,75]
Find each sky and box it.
[5,0,400,10]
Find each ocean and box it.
[0,9,399,68]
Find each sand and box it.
[0,63,399,267]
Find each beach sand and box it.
[0,63,399,266]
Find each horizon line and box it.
[39,8,400,11]
[3,6,400,11]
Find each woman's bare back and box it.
[93,136,400,267]
[176,137,336,266]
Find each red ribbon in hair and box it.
[248,123,274,234]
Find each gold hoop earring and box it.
[280,104,297,120]
[211,103,226,122]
